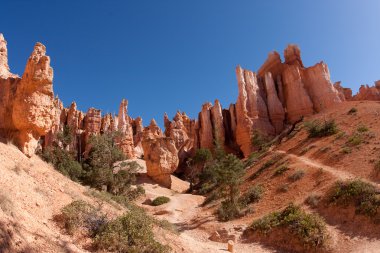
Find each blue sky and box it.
[2,1,380,127]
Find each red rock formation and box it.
[198,102,214,150]
[211,99,225,145]
[302,62,342,111]
[334,82,352,101]
[12,42,57,156]
[282,64,314,123]
[284,44,304,67]
[142,119,179,188]
[116,99,135,158]
[132,116,144,158]
[264,72,285,134]
[353,82,380,101]
[235,66,275,157]
[0,34,17,79]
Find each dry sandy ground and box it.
[0,142,124,253]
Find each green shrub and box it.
[340,146,352,154]
[94,209,169,253]
[239,185,264,206]
[357,124,369,133]
[327,180,379,218]
[304,119,338,138]
[347,133,362,146]
[217,200,244,221]
[348,107,357,115]
[273,165,289,176]
[248,204,329,250]
[152,196,170,206]
[60,200,106,235]
[41,147,84,182]
[288,170,305,181]
[193,148,212,164]
[251,130,272,151]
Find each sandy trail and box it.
[138,175,275,253]
[275,150,380,188]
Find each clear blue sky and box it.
[2,1,380,127]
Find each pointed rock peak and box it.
[284,44,304,67]
[70,102,77,110]
[136,116,142,122]
[214,99,221,107]
[202,102,212,111]
[32,42,47,57]
[0,33,14,78]
[150,119,158,127]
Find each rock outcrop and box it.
[142,119,179,188]
[235,65,274,157]
[12,42,56,156]
[264,72,285,134]
[116,99,135,158]
[333,81,352,101]
[352,82,380,101]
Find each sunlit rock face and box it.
[142,119,179,188]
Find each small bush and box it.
[327,180,380,218]
[248,204,329,250]
[340,146,352,154]
[304,119,338,138]
[94,209,169,253]
[239,185,264,206]
[41,147,84,182]
[273,165,289,176]
[347,133,362,146]
[251,130,272,151]
[60,200,106,235]
[152,196,170,206]
[348,107,357,115]
[217,200,244,221]
[335,131,346,140]
[193,148,213,164]
[305,193,321,208]
[357,124,369,133]
[288,170,305,181]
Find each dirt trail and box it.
[275,150,380,188]
[138,174,275,253]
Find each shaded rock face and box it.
[264,72,285,134]
[235,65,274,157]
[142,120,179,188]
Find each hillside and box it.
[1,101,380,253]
